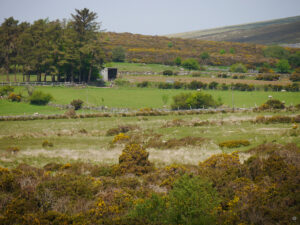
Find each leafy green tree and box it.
[276,59,290,73]
[71,8,99,41]
[0,17,19,81]
[181,58,199,70]
[71,8,103,82]
[112,46,126,62]
[174,57,181,66]
[200,52,210,64]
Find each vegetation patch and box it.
[219,140,250,148]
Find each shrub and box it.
[158,82,173,89]
[70,99,84,110]
[106,125,137,136]
[173,81,184,89]
[64,108,76,118]
[171,92,220,110]
[259,99,285,110]
[8,92,21,102]
[219,49,226,54]
[181,58,200,70]
[130,175,220,225]
[0,86,14,96]
[162,70,173,76]
[218,73,228,78]
[255,74,280,81]
[290,72,300,82]
[188,80,206,90]
[112,133,130,144]
[118,143,153,175]
[230,63,247,73]
[219,140,250,148]
[208,81,218,89]
[42,140,53,148]
[29,91,53,105]
[137,81,149,88]
[166,175,220,225]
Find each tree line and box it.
[0,8,104,83]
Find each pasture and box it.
[0,86,299,116]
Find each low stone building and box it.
[101,68,118,81]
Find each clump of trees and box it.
[0,8,104,83]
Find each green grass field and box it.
[0,86,299,115]
[105,62,187,73]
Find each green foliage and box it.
[288,51,300,68]
[219,49,226,54]
[171,92,220,110]
[162,70,173,75]
[167,175,220,225]
[29,91,53,105]
[0,86,14,96]
[112,46,126,62]
[130,175,220,225]
[70,99,84,110]
[129,194,167,224]
[181,58,200,70]
[174,57,181,66]
[230,63,247,73]
[264,45,289,59]
[168,42,173,48]
[276,59,290,73]
[229,48,235,54]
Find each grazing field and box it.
[0,86,299,116]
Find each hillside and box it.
[166,16,300,45]
[102,32,282,66]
